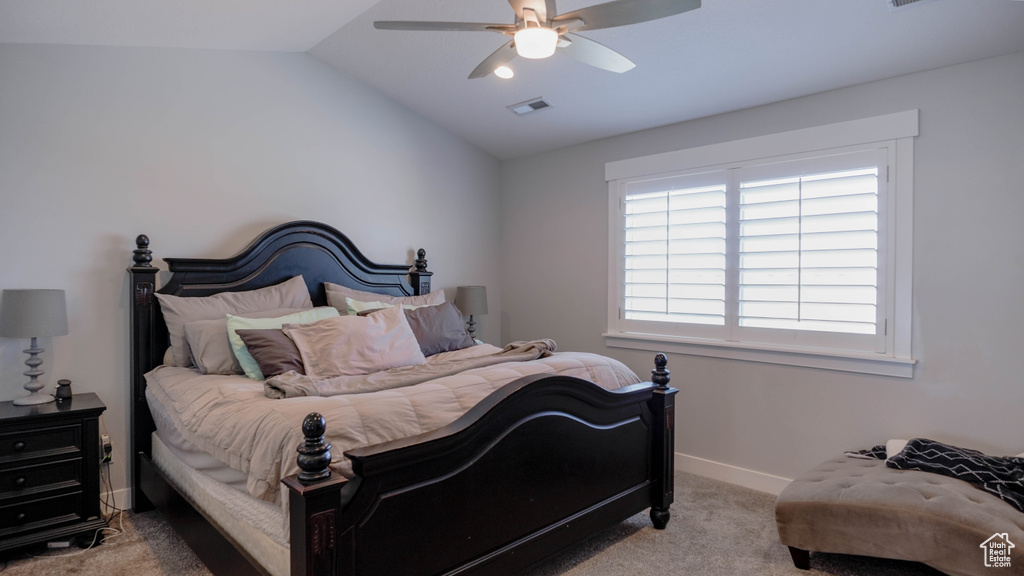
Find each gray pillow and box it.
[403,302,476,357]
[235,329,305,377]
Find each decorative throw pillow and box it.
[183,307,310,375]
[235,329,305,378]
[324,282,444,314]
[382,302,476,357]
[283,305,426,379]
[155,275,312,367]
[226,307,339,380]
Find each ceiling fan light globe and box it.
[494,65,515,79]
[514,27,558,59]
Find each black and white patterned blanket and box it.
[847,438,1024,513]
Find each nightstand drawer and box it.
[0,424,81,462]
[0,491,83,532]
[0,458,82,499]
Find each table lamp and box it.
[455,286,488,340]
[0,289,68,405]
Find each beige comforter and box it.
[145,343,640,506]
[264,339,559,398]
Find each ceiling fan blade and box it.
[469,40,518,79]
[374,21,515,33]
[559,33,635,73]
[552,0,700,31]
[507,0,558,23]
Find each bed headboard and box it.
[126,220,432,509]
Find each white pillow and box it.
[283,305,426,379]
[885,438,909,459]
[324,282,444,313]
[226,307,339,380]
[344,297,432,316]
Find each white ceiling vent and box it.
[508,98,551,116]
[888,0,940,11]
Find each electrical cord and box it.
[24,464,125,560]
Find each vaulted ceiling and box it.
[3,0,1024,159]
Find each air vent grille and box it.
[508,98,551,116]
[888,0,939,11]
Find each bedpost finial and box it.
[302,412,326,437]
[415,248,428,272]
[297,412,332,483]
[651,353,670,390]
[132,234,153,267]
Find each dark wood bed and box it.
[127,220,677,576]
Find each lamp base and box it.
[14,339,55,405]
[13,390,55,406]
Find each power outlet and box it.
[101,434,112,463]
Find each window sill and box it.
[604,332,916,378]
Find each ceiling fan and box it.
[374,0,701,79]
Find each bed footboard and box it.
[283,355,676,576]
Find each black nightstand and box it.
[0,393,107,553]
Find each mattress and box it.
[148,384,289,574]
[151,432,289,576]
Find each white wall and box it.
[500,50,1024,489]
[0,44,502,500]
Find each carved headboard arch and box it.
[160,220,429,301]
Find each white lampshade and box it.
[455,286,488,316]
[514,27,558,59]
[0,289,68,338]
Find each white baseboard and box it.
[675,453,793,496]
[102,487,132,512]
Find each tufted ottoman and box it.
[775,455,1024,576]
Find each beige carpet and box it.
[0,471,942,576]
[0,509,209,576]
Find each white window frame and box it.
[605,111,918,378]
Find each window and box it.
[623,171,729,340]
[607,111,917,377]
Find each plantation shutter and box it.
[622,171,728,338]
[736,149,886,349]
